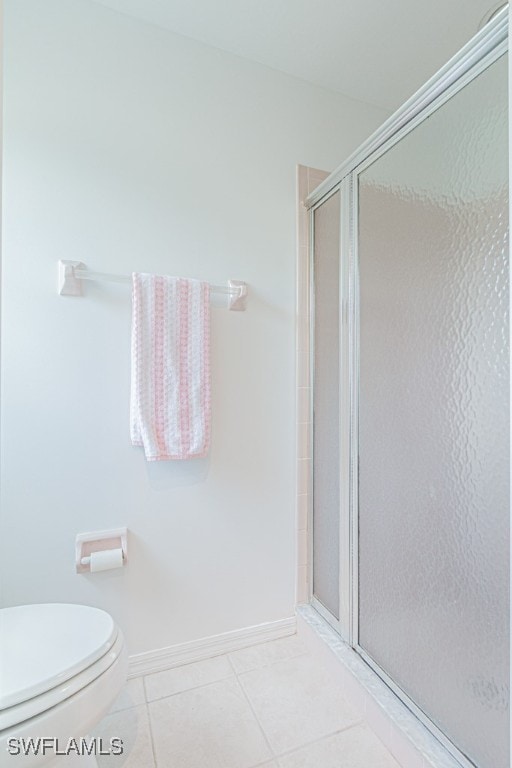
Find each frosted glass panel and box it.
[313,191,340,619]
[358,55,509,768]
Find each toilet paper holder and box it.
[75,527,128,574]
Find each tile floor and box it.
[94,635,402,768]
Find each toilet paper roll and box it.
[89,548,124,573]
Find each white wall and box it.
[0,0,387,655]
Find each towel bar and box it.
[58,260,248,311]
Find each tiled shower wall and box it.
[296,165,329,604]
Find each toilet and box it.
[0,604,128,767]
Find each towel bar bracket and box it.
[227,280,248,311]
[59,260,86,297]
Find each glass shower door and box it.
[356,52,509,768]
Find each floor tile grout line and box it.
[270,721,366,762]
[235,672,277,760]
[143,699,159,768]
[107,703,138,716]
[108,697,159,768]
[144,672,236,704]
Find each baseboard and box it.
[128,615,297,678]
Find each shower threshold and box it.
[297,604,469,768]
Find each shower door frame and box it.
[307,10,508,768]
[309,181,352,640]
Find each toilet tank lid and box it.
[0,603,118,710]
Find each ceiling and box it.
[90,0,506,111]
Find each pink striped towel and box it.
[130,273,211,460]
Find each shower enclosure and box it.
[308,11,508,768]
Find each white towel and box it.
[130,273,211,460]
